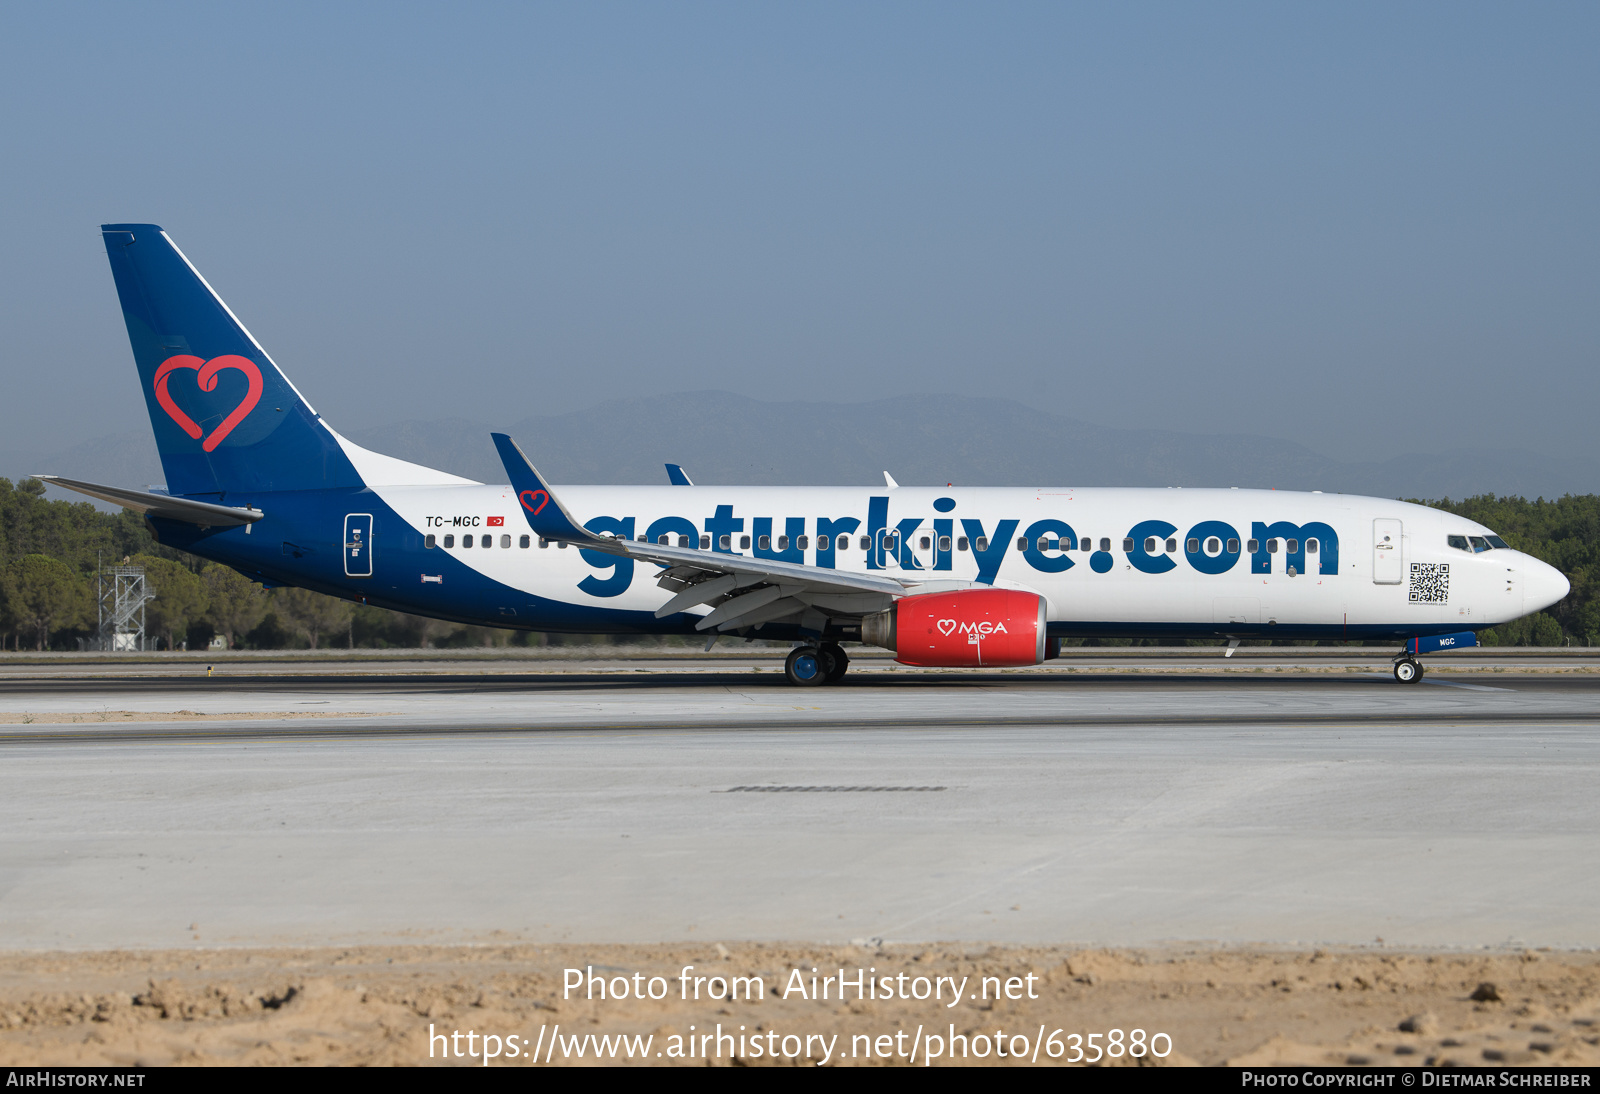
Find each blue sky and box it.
[2,2,1595,461]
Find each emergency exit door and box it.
[344,513,374,577]
[1373,518,1403,585]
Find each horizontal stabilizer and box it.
[35,475,263,527]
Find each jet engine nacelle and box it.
[862,588,1047,667]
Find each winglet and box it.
[491,433,613,548]
[883,471,899,489]
[665,463,694,486]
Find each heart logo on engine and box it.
[937,619,957,636]
[153,355,265,452]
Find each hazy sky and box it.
[2,2,1595,462]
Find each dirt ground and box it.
[0,944,1596,1067]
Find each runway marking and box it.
[1359,674,1513,692]
[723,785,946,793]
[2,710,1597,747]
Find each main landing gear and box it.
[1393,657,1425,684]
[785,643,850,686]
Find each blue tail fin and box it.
[101,224,362,498]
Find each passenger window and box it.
[483,535,493,548]
[444,534,455,548]
[758,535,771,551]
[860,536,871,550]
[819,535,831,551]
[1082,537,1093,552]
[939,535,951,552]
[1227,538,1239,553]
[740,535,751,550]
[1204,537,1219,555]
[520,535,530,548]
[1306,539,1317,554]
[797,536,808,550]
[500,535,511,548]
[557,541,567,549]
[957,537,969,551]
[719,535,732,550]
[1286,539,1298,554]
[425,534,436,549]
[1124,538,1136,552]
[699,535,710,549]
[1246,539,1258,553]
[1037,537,1049,551]
[1143,537,1156,553]
[539,537,549,548]
[778,535,789,551]
[1187,538,1199,553]
[1100,538,1111,551]
[1017,536,1029,551]
[976,537,989,552]
[463,534,475,549]
[1266,539,1278,554]
[1165,538,1177,553]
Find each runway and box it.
[1,661,1597,952]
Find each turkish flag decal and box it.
[487,516,504,527]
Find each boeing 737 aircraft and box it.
[41,225,1571,685]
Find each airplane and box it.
[38,224,1571,686]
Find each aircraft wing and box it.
[492,433,952,634]
[33,475,263,527]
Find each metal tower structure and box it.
[98,564,153,652]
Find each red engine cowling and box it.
[862,589,1047,667]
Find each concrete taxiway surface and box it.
[1,659,1596,951]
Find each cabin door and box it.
[1373,518,1403,585]
[344,513,374,577]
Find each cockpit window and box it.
[1485,535,1509,550]
[1448,535,1470,552]
[1469,536,1490,552]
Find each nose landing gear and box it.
[1393,658,1424,684]
[1390,632,1481,684]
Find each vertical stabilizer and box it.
[101,224,362,497]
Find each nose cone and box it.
[1526,559,1571,614]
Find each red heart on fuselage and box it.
[154,355,265,452]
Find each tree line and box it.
[1,476,1595,650]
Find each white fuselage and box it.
[367,483,1566,637]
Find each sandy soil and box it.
[0,944,1596,1067]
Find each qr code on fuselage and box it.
[1409,562,1449,603]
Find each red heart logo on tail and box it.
[519,490,550,516]
[153,355,265,452]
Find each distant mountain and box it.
[10,391,1597,505]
